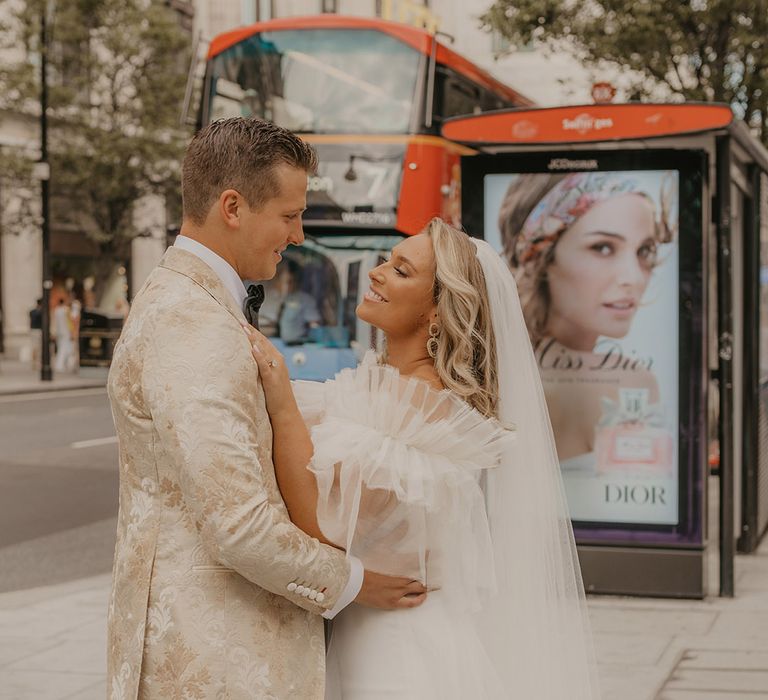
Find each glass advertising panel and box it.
[484,170,679,525]
[461,150,706,542]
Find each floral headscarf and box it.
[514,172,675,265]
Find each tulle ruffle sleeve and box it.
[292,353,515,611]
[292,378,328,428]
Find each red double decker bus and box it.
[200,15,531,378]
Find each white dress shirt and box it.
[173,236,363,618]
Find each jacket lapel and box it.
[158,246,246,323]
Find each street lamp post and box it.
[39,3,52,381]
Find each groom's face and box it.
[236,164,308,281]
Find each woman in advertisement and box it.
[497,171,678,516]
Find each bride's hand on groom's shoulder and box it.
[242,323,295,417]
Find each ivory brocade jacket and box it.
[106,247,350,699]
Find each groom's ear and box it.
[218,189,242,230]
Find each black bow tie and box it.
[243,283,264,329]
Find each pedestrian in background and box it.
[28,298,43,369]
[69,295,82,369]
[53,297,75,372]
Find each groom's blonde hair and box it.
[426,218,499,419]
[182,117,317,225]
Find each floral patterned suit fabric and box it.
[106,247,350,700]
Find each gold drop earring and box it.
[426,322,440,359]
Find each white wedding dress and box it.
[290,239,601,700]
[294,352,513,699]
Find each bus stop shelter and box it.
[445,103,768,597]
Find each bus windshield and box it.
[208,29,422,134]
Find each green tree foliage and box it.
[0,0,190,296]
[481,0,768,143]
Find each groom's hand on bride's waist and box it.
[354,570,428,610]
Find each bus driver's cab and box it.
[254,235,398,380]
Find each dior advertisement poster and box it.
[484,170,680,525]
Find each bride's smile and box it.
[363,287,387,303]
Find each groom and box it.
[107,118,426,699]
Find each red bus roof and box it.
[207,15,534,108]
[441,103,734,144]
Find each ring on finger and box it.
[268,359,278,368]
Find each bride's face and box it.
[357,234,437,337]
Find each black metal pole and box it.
[738,165,760,554]
[40,3,52,381]
[716,134,734,596]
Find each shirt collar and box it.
[173,235,248,311]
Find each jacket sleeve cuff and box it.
[322,555,363,620]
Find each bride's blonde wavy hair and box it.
[425,218,499,419]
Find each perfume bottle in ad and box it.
[595,388,674,476]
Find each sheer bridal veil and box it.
[472,238,601,699]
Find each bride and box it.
[244,218,600,699]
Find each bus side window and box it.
[434,66,482,121]
[479,87,512,112]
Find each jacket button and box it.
[316,592,325,603]
[287,582,297,592]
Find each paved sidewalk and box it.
[0,575,108,699]
[0,540,765,700]
[593,537,768,699]
[0,357,106,396]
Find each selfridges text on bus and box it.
[199,14,532,379]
